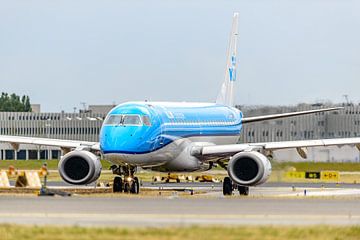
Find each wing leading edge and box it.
[196,137,360,159]
[241,107,343,124]
[0,135,100,152]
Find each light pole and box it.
[45,123,51,160]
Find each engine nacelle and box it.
[227,151,272,186]
[58,150,102,185]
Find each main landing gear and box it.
[223,177,249,196]
[111,165,140,194]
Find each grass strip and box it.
[1,224,360,240]
[271,161,360,172]
[1,160,360,172]
[0,160,113,170]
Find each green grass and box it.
[1,225,360,240]
[2,160,360,184]
[2,160,360,172]
[0,160,113,170]
[0,159,58,170]
[271,161,360,172]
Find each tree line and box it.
[0,93,32,112]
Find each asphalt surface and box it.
[3,180,360,227]
[1,192,360,226]
[144,181,360,189]
[43,181,360,189]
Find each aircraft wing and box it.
[195,138,360,159]
[0,135,100,151]
[241,107,342,124]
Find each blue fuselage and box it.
[99,102,243,169]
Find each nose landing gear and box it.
[113,176,123,192]
[124,176,140,194]
[111,165,140,194]
[223,177,249,196]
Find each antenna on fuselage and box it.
[216,12,239,107]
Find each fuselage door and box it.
[149,106,165,150]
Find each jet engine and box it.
[227,151,271,186]
[58,150,102,185]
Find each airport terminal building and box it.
[0,105,108,160]
[0,103,359,162]
[238,103,360,162]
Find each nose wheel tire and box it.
[130,177,140,194]
[111,165,140,194]
[223,177,233,196]
[124,182,130,193]
[113,176,123,193]
[113,176,140,194]
[238,185,249,196]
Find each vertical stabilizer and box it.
[216,12,239,107]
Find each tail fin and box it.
[216,12,239,107]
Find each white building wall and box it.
[238,104,360,162]
[0,112,105,160]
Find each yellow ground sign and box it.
[285,171,305,179]
[0,170,10,188]
[286,171,340,181]
[15,171,42,188]
[320,171,339,181]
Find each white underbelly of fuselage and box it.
[103,135,239,170]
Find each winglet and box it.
[216,12,239,107]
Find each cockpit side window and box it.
[104,115,122,125]
[142,116,151,126]
[123,115,142,125]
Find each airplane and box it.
[1,12,360,196]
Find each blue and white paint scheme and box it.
[100,102,243,171]
[0,13,351,195]
[99,13,243,172]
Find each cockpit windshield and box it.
[123,115,141,125]
[104,114,149,126]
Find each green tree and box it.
[0,93,32,112]
[24,96,32,112]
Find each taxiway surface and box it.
[0,193,360,226]
[45,181,360,189]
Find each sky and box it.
[0,0,359,112]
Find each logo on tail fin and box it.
[216,13,239,107]
[229,55,236,82]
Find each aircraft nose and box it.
[101,126,143,153]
